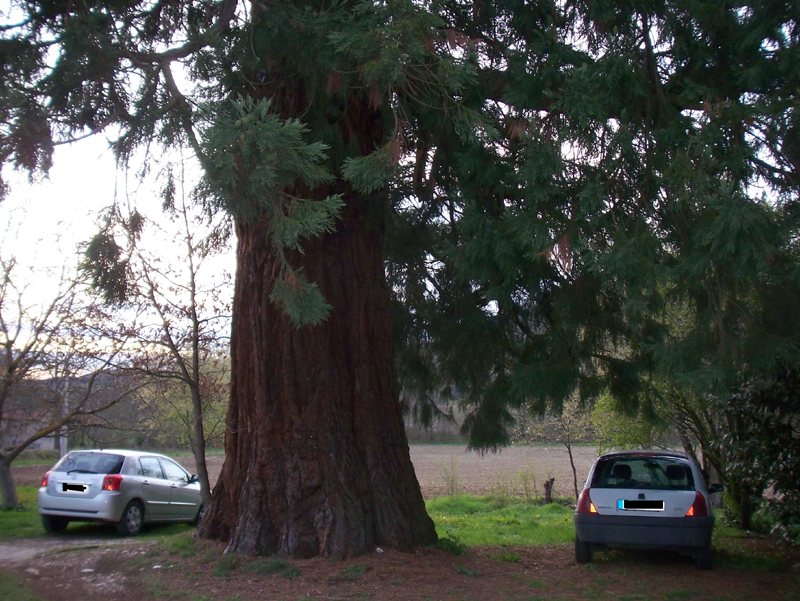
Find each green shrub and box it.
[435,535,468,556]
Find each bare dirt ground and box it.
[4,535,800,601]
[5,444,800,600]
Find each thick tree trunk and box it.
[198,193,437,557]
[0,456,19,509]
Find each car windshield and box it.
[52,452,125,475]
[591,455,695,491]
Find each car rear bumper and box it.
[37,488,126,523]
[574,514,714,549]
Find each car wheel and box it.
[194,504,205,525]
[41,515,69,533]
[116,500,144,536]
[575,534,593,564]
[695,543,712,570]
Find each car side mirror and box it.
[708,483,723,494]
[189,474,199,484]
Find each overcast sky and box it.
[1,134,235,306]
[2,136,118,268]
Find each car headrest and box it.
[666,464,687,481]
[611,464,632,480]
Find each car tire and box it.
[116,500,144,536]
[41,515,69,533]
[194,504,205,525]
[695,544,712,570]
[575,534,593,564]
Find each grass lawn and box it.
[3,489,573,547]
[0,486,40,539]
[426,495,575,547]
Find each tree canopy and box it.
[3,0,799,441]
[2,0,800,554]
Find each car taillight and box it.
[41,471,50,487]
[102,474,123,492]
[685,491,708,517]
[577,489,597,514]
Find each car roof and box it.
[65,449,172,459]
[598,450,690,460]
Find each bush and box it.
[719,366,800,537]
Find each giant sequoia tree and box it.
[2,0,799,556]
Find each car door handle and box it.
[143,480,150,486]
[170,484,178,488]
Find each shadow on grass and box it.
[589,543,792,573]
[590,548,697,568]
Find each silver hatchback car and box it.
[38,449,204,536]
[574,450,722,569]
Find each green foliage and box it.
[81,229,131,305]
[341,143,398,195]
[715,367,800,538]
[143,375,228,451]
[591,394,673,453]
[269,273,331,328]
[199,97,343,325]
[435,535,468,556]
[200,98,338,226]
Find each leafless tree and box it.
[85,163,232,509]
[0,258,141,509]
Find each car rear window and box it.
[591,455,695,491]
[52,452,125,475]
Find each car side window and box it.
[160,458,189,483]
[139,457,164,479]
[121,457,138,476]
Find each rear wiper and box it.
[67,470,98,474]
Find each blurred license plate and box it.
[618,499,664,511]
[62,483,87,493]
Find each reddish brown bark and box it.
[198,194,437,557]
